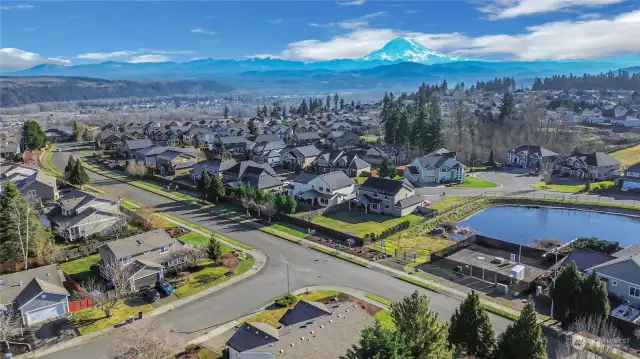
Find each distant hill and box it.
[0,76,231,107]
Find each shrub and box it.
[219,253,238,270]
[441,221,457,232]
[360,171,371,177]
[185,344,198,352]
[275,293,297,307]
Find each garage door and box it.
[135,273,158,290]
[27,302,65,325]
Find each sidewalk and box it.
[26,206,267,359]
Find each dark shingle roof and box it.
[293,172,317,184]
[123,139,153,150]
[395,195,424,209]
[104,229,179,259]
[293,145,321,158]
[626,162,640,173]
[0,264,67,306]
[562,248,616,272]
[359,177,413,196]
[279,300,331,326]
[295,132,321,141]
[318,171,355,190]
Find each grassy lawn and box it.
[355,176,368,184]
[611,145,640,167]
[374,309,395,330]
[366,293,392,306]
[70,300,153,335]
[162,213,253,250]
[268,222,309,239]
[534,180,614,193]
[430,195,464,210]
[60,254,100,275]
[455,176,498,188]
[360,135,378,145]
[174,257,254,298]
[312,211,423,237]
[178,232,234,253]
[245,290,341,328]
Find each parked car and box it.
[140,286,160,303]
[156,279,175,296]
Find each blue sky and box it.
[1,0,639,71]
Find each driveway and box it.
[414,170,541,197]
[43,149,518,359]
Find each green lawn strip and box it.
[374,309,395,330]
[260,227,302,244]
[481,304,519,321]
[396,275,440,293]
[533,180,614,193]
[456,176,499,188]
[311,211,423,237]
[360,135,378,144]
[70,300,153,335]
[308,245,369,267]
[366,293,392,306]
[162,213,253,250]
[60,254,100,275]
[269,222,309,239]
[174,257,254,298]
[178,232,234,253]
[488,195,640,210]
[585,343,626,359]
[245,290,341,328]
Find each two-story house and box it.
[134,145,170,168]
[290,171,355,207]
[190,159,238,181]
[311,151,371,177]
[120,139,153,158]
[404,148,465,184]
[290,132,321,146]
[0,164,59,201]
[251,140,286,167]
[98,229,186,291]
[555,152,621,180]
[281,145,320,170]
[506,145,559,169]
[181,127,216,146]
[156,149,199,176]
[584,251,640,307]
[356,177,424,217]
[224,160,282,192]
[40,189,123,241]
[215,136,254,154]
[326,131,360,150]
[621,162,640,192]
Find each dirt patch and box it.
[307,235,389,261]
[319,293,382,317]
[166,226,189,238]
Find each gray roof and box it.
[226,322,280,353]
[625,162,640,174]
[254,134,279,143]
[613,244,640,258]
[194,159,237,173]
[586,254,640,284]
[123,139,153,150]
[136,145,169,157]
[58,189,102,212]
[360,177,414,196]
[292,145,321,158]
[294,132,321,141]
[238,167,282,189]
[293,172,317,185]
[349,157,371,170]
[395,194,424,209]
[317,171,355,190]
[0,264,68,307]
[279,300,331,326]
[220,136,252,145]
[226,160,276,178]
[511,145,558,158]
[562,248,616,272]
[416,153,462,169]
[104,229,179,259]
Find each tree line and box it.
[532,71,640,91]
[345,290,548,359]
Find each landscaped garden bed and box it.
[307,235,385,262]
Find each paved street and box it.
[46,148,515,359]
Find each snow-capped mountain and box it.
[361,37,458,64]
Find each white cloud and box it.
[279,10,640,61]
[191,28,215,36]
[0,4,34,10]
[0,48,71,71]
[309,12,386,29]
[579,12,602,19]
[75,50,137,60]
[139,49,195,55]
[338,0,365,6]
[479,0,624,20]
[267,18,284,24]
[128,54,171,63]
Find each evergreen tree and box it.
[427,95,444,151]
[351,100,356,108]
[0,182,23,261]
[262,105,268,117]
[410,97,429,152]
[198,171,212,201]
[206,238,222,263]
[340,98,345,110]
[391,291,453,359]
[248,119,259,136]
[69,161,90,187]
[72,120,85,142]
[65,156,77,176]
[211,174,225,203]
[486,150,495,168]
[298,100,309,116]
[21,120,48,151]
[579,270,610,319]
[343,321,410,359]
[194,135,203,149]
[333,93,339,110]
[448,291,496,359]
[584,178,591,192]
[326,94,331,110]
[396,104,411,147]
[223,105,229,119]
[496,302,548,359]
[499,92,516,123]
[379,157,397,178]
[551,261,583,322]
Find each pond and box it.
[457,206,640,247]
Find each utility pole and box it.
[280,254,290,294]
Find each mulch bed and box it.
[166,226,189,238]
[319,293,383,317]
[308,235,390,261]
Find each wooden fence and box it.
[68,298,93,312]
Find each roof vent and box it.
[310,331,314,334]
[290,343,295,347]
[47,272,51,276]
[255,331,259,335]
[280,349,284,353]
[301,337,304,340]
[329,320,333,323]
[269,344,273,347]
[19,281,22,286]
[320,325,324,328]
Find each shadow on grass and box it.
[319,210,392,225]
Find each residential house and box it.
[251,140,286,167]
[311,151,371,177]
[506,145,559,169]
[226,300,373,359]
[0,133,20,158]
[290,171,355,207]
[150,128,182,146]
[290,132,321,146]
[585,254,640,306]
[405,148,465,184]
[326,131,360,150]
[44,128,73,143]
[223,160,282,192]
[190,159,238,181]
[181,127,216,146]
[0,164,59,201]
[0,264,69,325]
[621,162,640,192]
[40,189,123,241]
[582,109,603,124]
[98,229,186,291]
[356,177,424,217]
[120,139,153,158]
[266,124,292,139]
[555,152,620,180]
[134,145,169,168]
[253,134,279,143]
[612,116,640,127]
[156,149,199,176]
[281,145,320,170]
[214,136,254,154]
[561,248,615,272]
[330,121,353,131]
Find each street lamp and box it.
[542,250,559,319]
[280,254,290,294]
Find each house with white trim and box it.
[506,145,559,169]
[289,171,355,207]
[585,252,640,306]
[404,148,465,184]
[621,162,640,192]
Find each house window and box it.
[160,246,169,253]
[319,198,329,205]
[71,227,80,235]
[62,208,70,216]
[385,205,389,210]
[373,193,378,198]
[630,286,640,298]
[319,186,324,191]
[326,188,330,193]
[27,190,37,196]
[122,257,132,265]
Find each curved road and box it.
[45,146,512,359]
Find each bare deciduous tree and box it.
[111,320,184,359]
[0,306,23,351]
[31,225,60,264]
[134,205,166,230]
[262,196,278,222]
[556,315,627,359]
[240,196,253,216]
[125,160,147,178]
